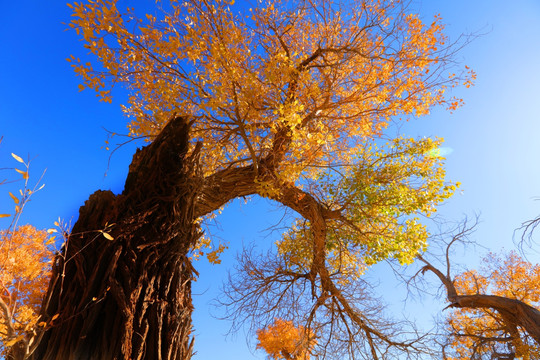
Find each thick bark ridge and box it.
[31,116,200,360]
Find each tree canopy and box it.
[69,0,472,179]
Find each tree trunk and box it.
[30,116,200,360]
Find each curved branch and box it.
[419,233,540,348]
[417,255,458,301]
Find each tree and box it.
[0,145,53,359]
[416,219,540,360]
[34,0,473,358]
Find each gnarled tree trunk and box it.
[30,116,200,360]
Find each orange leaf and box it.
[9,192,19,204]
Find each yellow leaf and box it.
[51,314,59,322]
[9,192,19,204]
[11,153,25,164]
[102,232,114,240]
[0,214,10,218]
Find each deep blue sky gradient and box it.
[1,1,540,358]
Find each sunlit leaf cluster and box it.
[0,226,53,354]
[256,318,316,360]
[277,137,458,282]
[0,149,55,356]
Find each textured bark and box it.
[30,116,200,360]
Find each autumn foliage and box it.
[67,0,473,181]
[0,149,53,357]
[0,226,52,352]
[445,251,540,359]
[257,319,316,360]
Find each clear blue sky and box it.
[1,0,540,358]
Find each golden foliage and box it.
[0,149,53,356]
[0,226,53,355]
[0,226,52,324]
[446,251,540,359]
[257,318,316,360]
[67,0,471,181]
